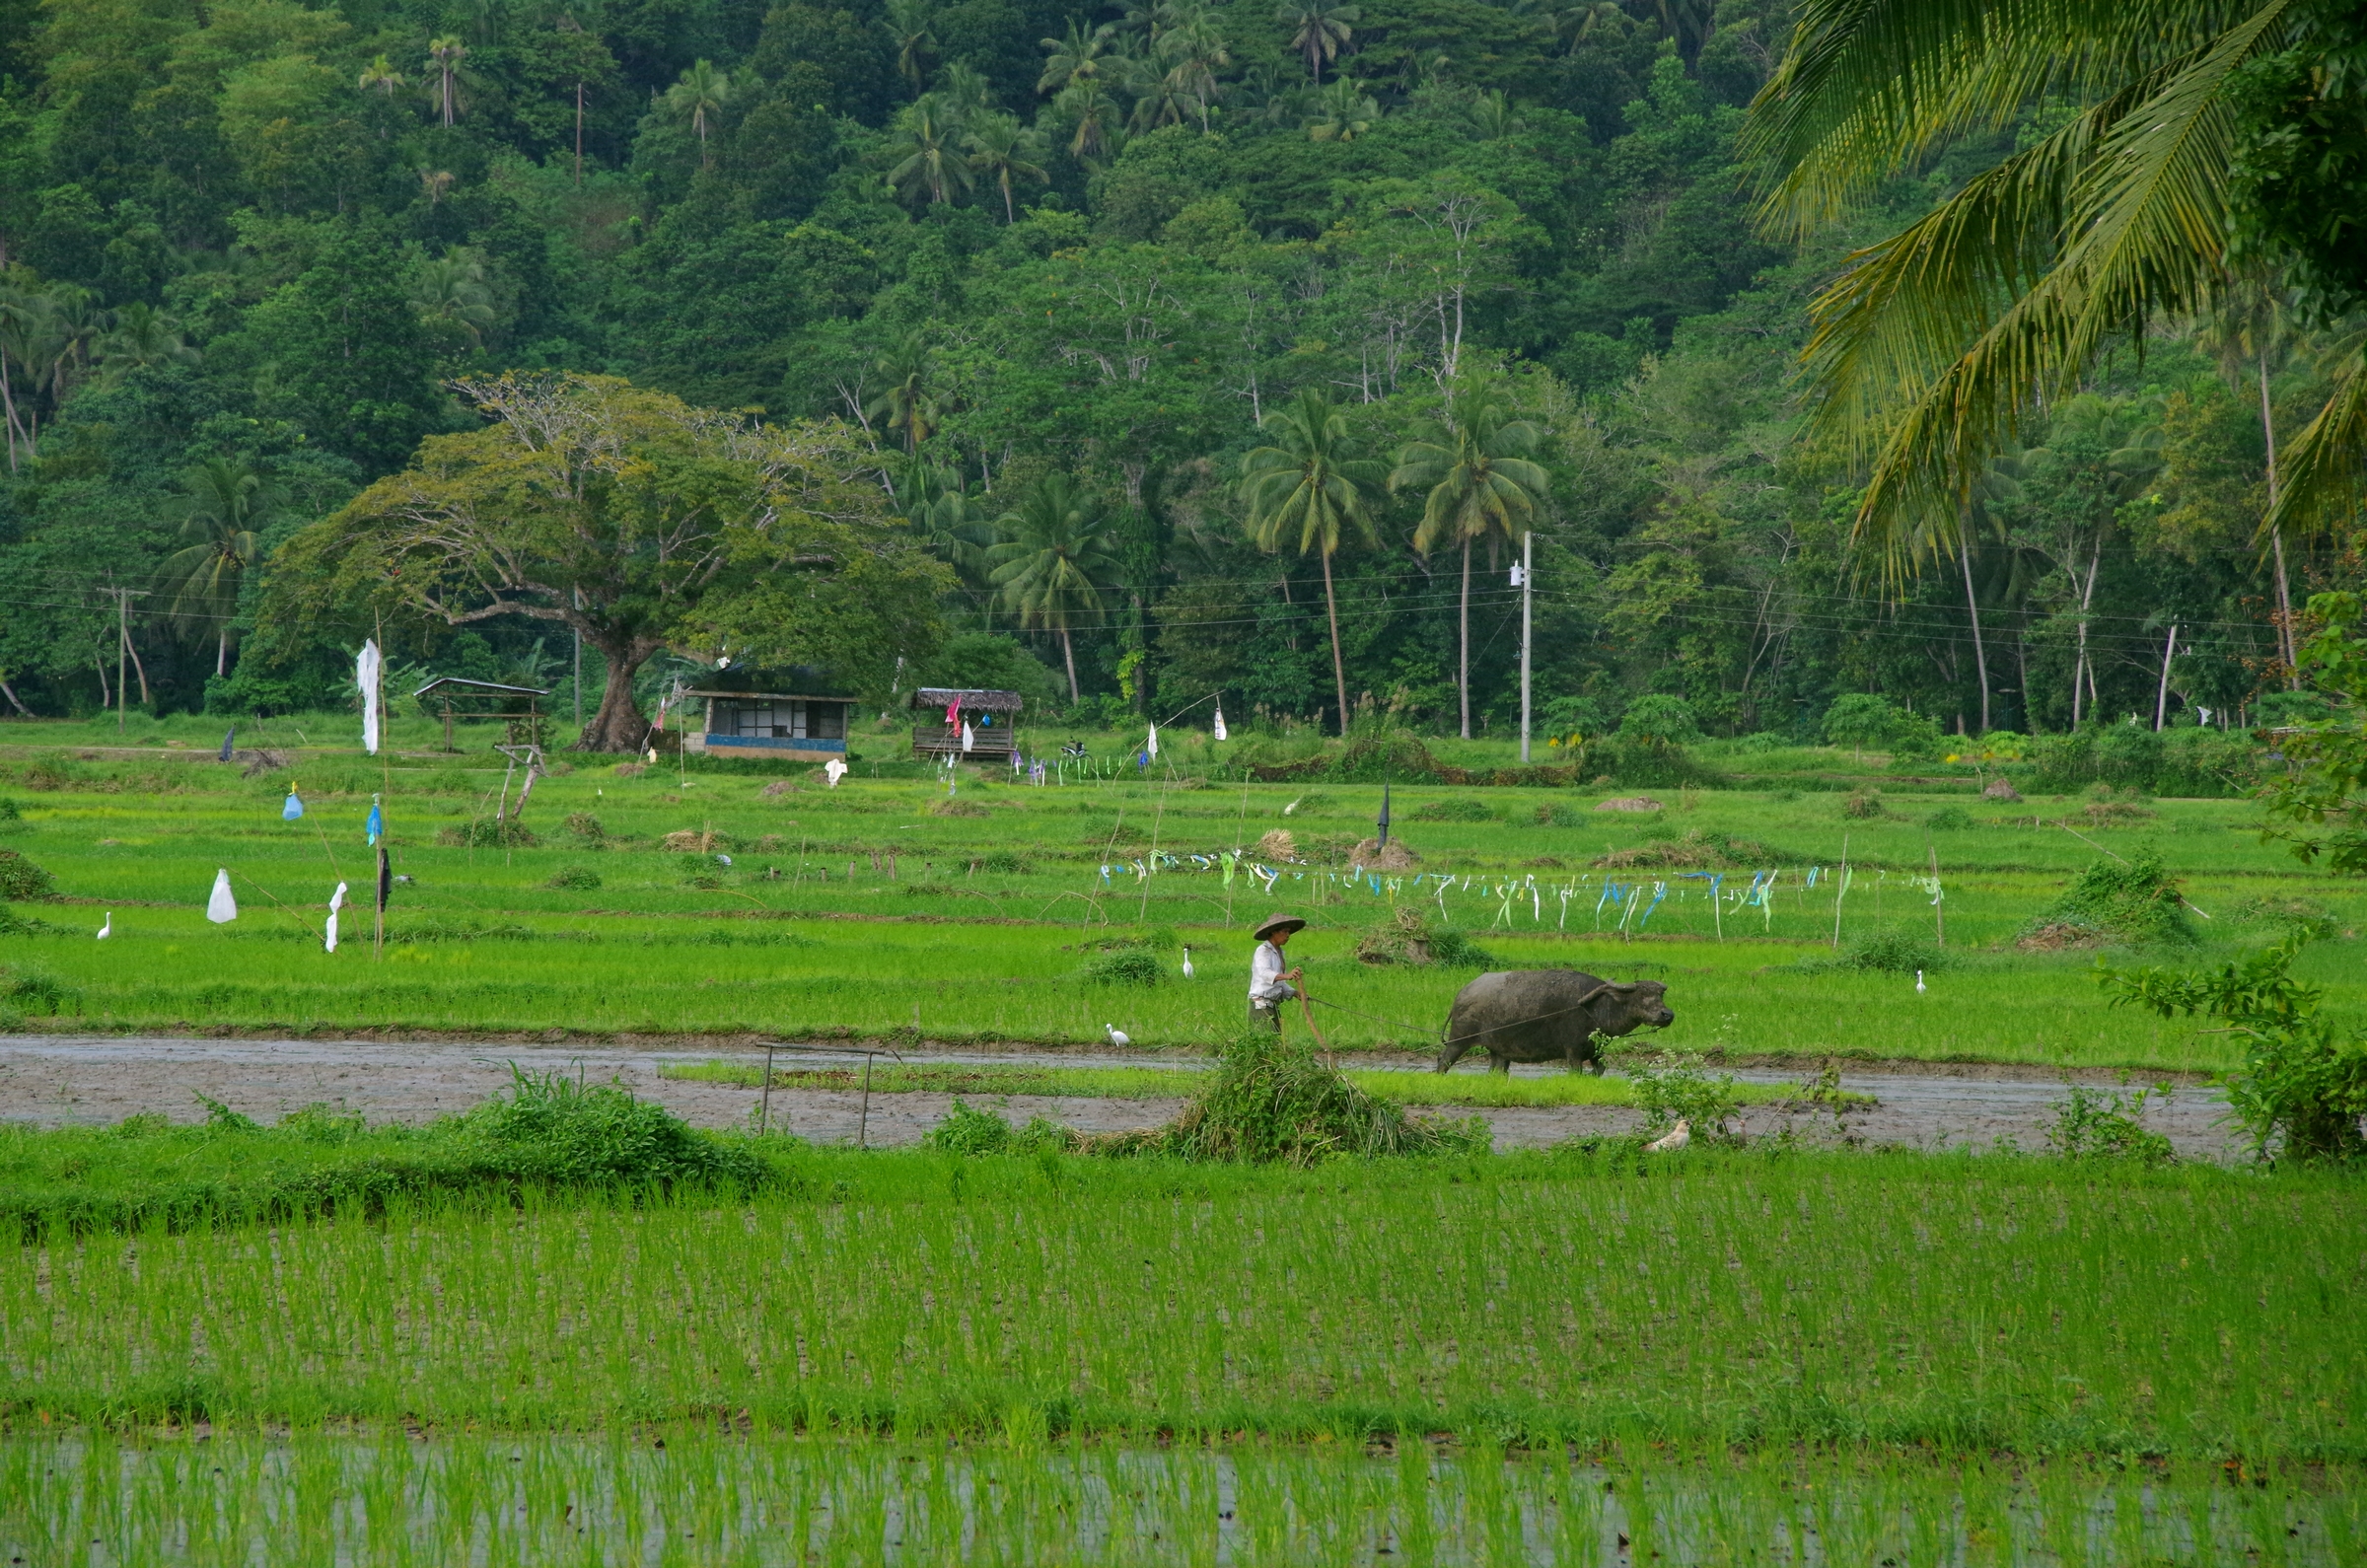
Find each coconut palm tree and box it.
[156,461,279,677]
[664,59,731,165]
[2194,272,2302,685]
[1303,77,1377,141]
[1241,388,1385,734]
[426,36,467,125]
[1391,376,1550,739]
[1744,0,2366,574]
[357,53,405,96]
[886,0,940,94]
[884,94,974,206]
[1056,78,1125,166]
[986,475,1121,702]
[966,113,1047,222]
[1278,0,1359,82]
[865,332,942,454]
[95,304,200,381]
[1039,19,1118,95]
[413,251,497,348]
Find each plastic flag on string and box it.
[1146,724,1159,760]
[282,790,304,821]
[218,727,236,762]
[1211,706,1228,742]
[946,697,962,727]
[325,882,347,953]
[365,795,384,847]
[961,721,974,753]
[824,758,847,787]
[206,869,238,924]
[1221,851,1236,888]
[356,641,383,755]
[1635,882,1670,931]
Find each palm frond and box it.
[2268,343,2367,541]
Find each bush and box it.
[977,850,1032,874]
[1098,1031,1487,1165]
[1841,788,1892,820]
[562,813,606,843]
[1924,806,1973,830]
[452,1066,764,1186]
[2106,932,2365,1164]
[1830,928,1944,975]
[2043,1081,2177,1166]
[1080,949,1166,986]
[0,797,20,820]
[1606,1046,1744,1140]
[547,867,602,891]
[1616,694,1701,748]
[922,1100,1076,1156]
[435,820,541,849]
[1410,797,1494,821]
[1354,908,1496,967]
[0,849,55,900]
[1535,802,1580,826]
[2023,851,2196,946]
[1822,693,1901,759]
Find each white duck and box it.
[1106,1025,1131,1047]
[1644,1118,1690,1153]
[1180,946,1194,979]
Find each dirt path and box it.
[0,1036,2243,1161]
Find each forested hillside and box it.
[0,0,2355,745]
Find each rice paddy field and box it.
[4,712,2364,1562]
[1,712,2361,1071]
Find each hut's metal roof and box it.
[909,687,1025,713]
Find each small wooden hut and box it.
[412,677,551,751]
[909,687,1023,764]
[682,667,858,761]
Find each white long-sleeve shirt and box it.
[1249,941,1297,1004]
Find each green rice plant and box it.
[1411,797,1495,822]
[921,1099,1077,1155]
[0,962,78,1016]
[434,820,540,849]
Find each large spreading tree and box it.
[266,374,950,750]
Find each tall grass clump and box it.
[455,1065,765,1186]
[1103,1030,1489,1164]
[2022,851,2195,946]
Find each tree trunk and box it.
[2259,356,2298,689]
[122,626,150,706]
[95,659,109,710]
[1458,535,1472,740]
[2071,535,2102,727]
[0,675,31,718]
[1060,628,1080,703]
[1958,518,1990,733]
[1321,544,1349,737]
[578,638,661,751]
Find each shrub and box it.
[1841,788,1892,820]
[0,905,63,936]
[1826,928,1945,975]
[1535,802,1580,826]
[1411,797,1494,822]
[1924,806,1973,830]
[1822,693,1901,760]
[1081,949,1165,986]
[2106,932,2366,1164]
[1606,1046,1744,1140]
[435,820,540,849]
[2023,851,2196,946]
[547,867,602,891]
[0,849,55,900]
[1097,1031,1487,1165]
[922,1100,1076,1156]
[0,797,20,820]
[1617,694,1702,748]
[452,1066,764,1186]
[1354,908,1496,967]
[978,850,1032,874]
[2043,1081,2177,1166]
[562,813,606,843]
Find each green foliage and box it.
[547,866,602,891]
[437,820,541,849]
[920,1100,1075,1156]
[1616,694,1702,748]
[2044,1081,2178,1167]
[1080,949,1166,987]
[0,849,55,900]
[1821,693,1901,758]
[1924,806,1973,830]
[2026,852,2197,947]
[2261,591,2367,873]
[2105,931,2367,1164]
[2,964,81,1016]
[1807,928,1945,976]
[1353,907,1496,967]
[1409,796,1493,821]
[1112,1029,1489,1165]
[1606,1046,1744,1140]
[453,1066,766,1187]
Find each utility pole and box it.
[1516,531,1533,763]
[108,588,150,734]
[572,588,583,728]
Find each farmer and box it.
[1248,912,1306,1033]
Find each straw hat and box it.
[1252,912,1307,942]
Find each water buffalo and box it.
[1435,969,1675,1074]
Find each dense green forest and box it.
[0,0,2358,747]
